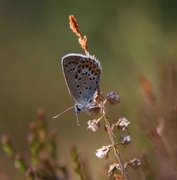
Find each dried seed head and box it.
[106,92,120,105]
[87,119,100,132]
[108,163,121,177]
[87,90,103,115]
[69,15,89,55]
[69,15,80,36]
[119,134,131,147]
[115,118,130,131]
[124,158,141,170]
[95,146,111,159]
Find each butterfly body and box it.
[61,53,102,114]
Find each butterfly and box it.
[54,53,102,125]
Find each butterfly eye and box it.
[74,105,82,113]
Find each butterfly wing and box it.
[61,53,102,106]
[74,56,101,104]
[61,53,81,102]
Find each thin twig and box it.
[102,109,129,180]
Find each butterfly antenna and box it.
[75,113,80,126]
[53,106,74,119]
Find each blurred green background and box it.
[0,1,177,179]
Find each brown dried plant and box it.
[69,15,89,56]
[139,70,177,179]
[69,15,141,180]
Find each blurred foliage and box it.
[2,110,69,180]
[0,0,177,179]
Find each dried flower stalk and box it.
[69,15,89,55]
[69,15,130,180]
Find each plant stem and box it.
[103,109,129,180]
